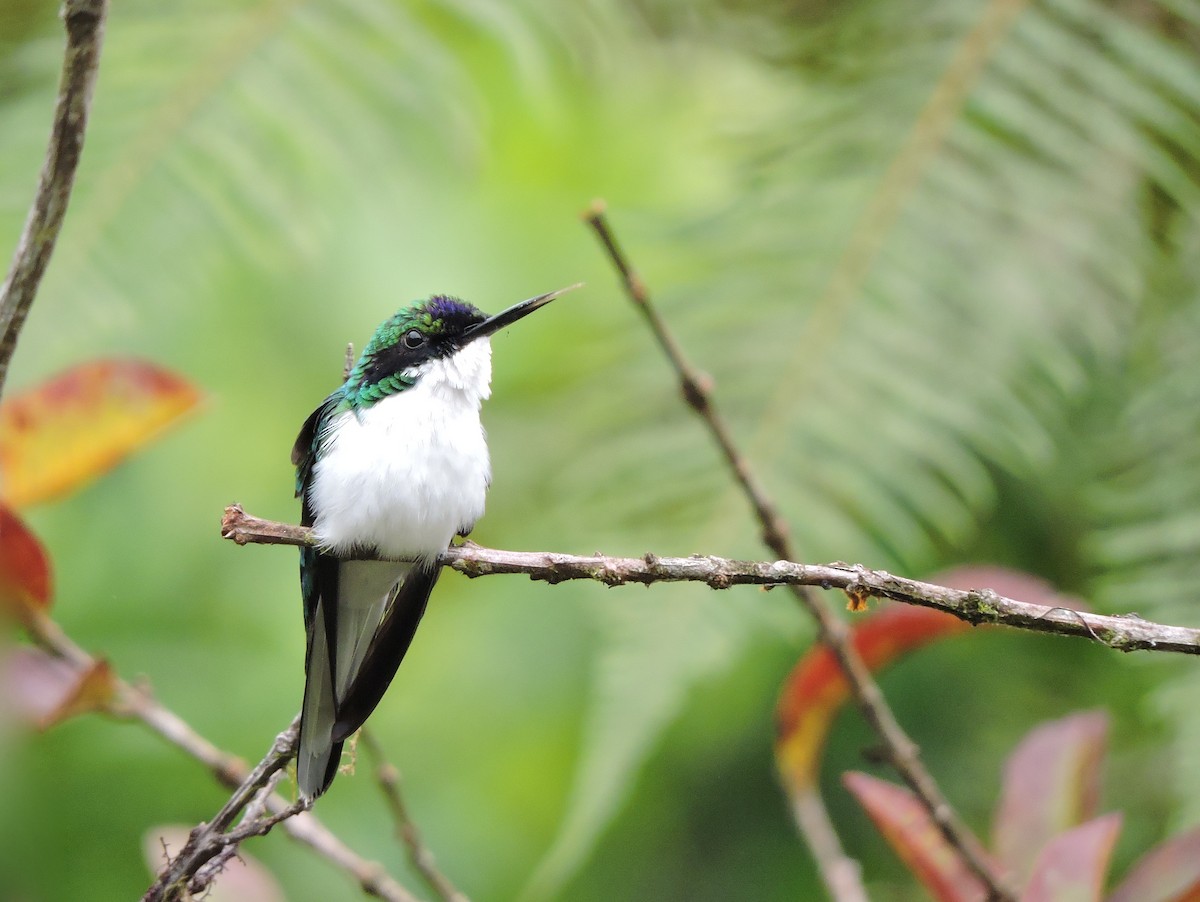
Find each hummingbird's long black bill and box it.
[462,283,582,342]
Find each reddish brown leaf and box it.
[5,646,118,729]
[0,359,202,508]
[844,771,988,902]
[993,711,1108,883]
[1107,825,1200,902]
[1021,813,1121,902]
[0,504,52,619]
[144,826,288,901]
[775,604,969,792]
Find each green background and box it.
[1,0,1198,898]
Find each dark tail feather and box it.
[331,563,439,743]
[297,598,342,799]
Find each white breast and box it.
[308,339,493,560]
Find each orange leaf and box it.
[0,503,53,619]
[844,771,989,902]
[775,604,969,793]
[0,359,202,507]
[4,646,118,729]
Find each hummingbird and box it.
[291,285,575,798]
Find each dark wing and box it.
[332,562,440,743]
[292,391,344,504]
[293,392,343,628]
[294,391,348,798]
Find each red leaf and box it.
[775,604,969,792]
[0,504,53,618]
[0,359,202,508]
[4,646,118,729]
[993,711,1108,883]
[1021,813,1121,902]
[1107,825,1200,902]
[843,771,989,902]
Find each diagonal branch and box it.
[0,0,108,400]
[583,207,1014,900]
[360,729,470,902]
[142,722,310,902]
[22,607,424,902]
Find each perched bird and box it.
[291,285,575,798]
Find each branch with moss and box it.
[221,505,1200,655]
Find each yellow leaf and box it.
[0,359,202,507]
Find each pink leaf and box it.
[1108,824,1200,902]
[1021,813,1121,902]
[844,771,989,902]
[3,646,117,729]
[994,711,1108,882]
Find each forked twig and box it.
[143,727,313,902]
[21,609,421,902]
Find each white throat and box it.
[308,338,495,559]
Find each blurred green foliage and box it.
[1,0,1198,899]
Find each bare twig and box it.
[360,730,470,902]
[0,0,108,400]
[789,789,866,901]
[584,206,1014,900]
[21,608,423,902]
[221,507,1200,657]
[190,768,288,893]
[581,206,792,557]
[142,721,306,901]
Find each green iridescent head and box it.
[343,285,577,407]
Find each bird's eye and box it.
[403,329,425,349]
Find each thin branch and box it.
[142,720,306,902]
[360,729,470,902]
[581,206,792,557]
[0,0,108,400]
[190,769,288,893]
[222,506,1200,656]
[789,789,866,901]
[583,207,1014,900]
[21,608,423,902]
